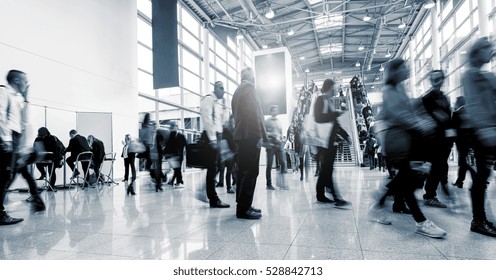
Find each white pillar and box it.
[430,3,441,70]
[478,0,491,70]
[202,26,210,95]
[409,42,416,98]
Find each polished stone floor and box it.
[2,162,496,260]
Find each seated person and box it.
[34,127,63,188]
[87,135,105,183]
[65,129,91,186]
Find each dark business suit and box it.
[65,134,91,182]
[91,138,105,181]
[231,80,267,213]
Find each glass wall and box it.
[408,0,493,105]
[136,0,254,136]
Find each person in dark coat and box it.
[87,135,105,183]
[165,121,187,186]
[65,129,91,187]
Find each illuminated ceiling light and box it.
[373,48,377,55]
[398,19,406,29]
[385,49,391,58]
[358,43,364,51]
[355,61,361,67]
[424,0,435,9]
[262,43,268,49]
[363,10,371,21]
[367,65,371,71]
[287,28,294,36]
[379,64,384,71]
[299,56,305,60]
[371,85,375,89]
[265,7,275,19]
[236,29,243,39]
[375,76,380,80]
[305,67,310,73]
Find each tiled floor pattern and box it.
[1,162,496,260]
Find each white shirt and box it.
[200,94,223,141]
[0,84,24,143]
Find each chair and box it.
[69,151,93,190]
[36,151,57,192]
[99,152,117,186]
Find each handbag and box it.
[383,127,412,165]
[128,139,146,153]
[301,94,334,149]
[186,141,209,169]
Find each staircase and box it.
[335,96,361,167]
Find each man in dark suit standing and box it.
[65,129,91,186]
[87,135,105,183]
[231,67,268,219]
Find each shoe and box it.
[300,176,303,181]
[33,197,46,212]
[266,185,275,190]
[471,219,496,237]
[249,206,261,213]
[37,175,46,180]
[424,198,448,208]
[236,209,262,219]
[334,199,350,208]
[368,203,392,225]
[167,181,174,185]
[71,169,80,179]
[227,187,235,194]
[216,183,224,188]
[452,181,463,189]
[210,199,230,208]
[392,203,412,214]
[317,197,334,203]
[0,213,24,225]
[156,185,163,192]
[122,179,128,182]
[127,185,136,195]
[415,219,447,238]
[25,196,35,203]
[177,179,184,185]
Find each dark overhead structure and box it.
[181,0,433,91]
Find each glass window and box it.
[180,7,200,38]
[157,87,181,102]
[158,102,181,127]
[456,18,472,40]
[182,48,201,75]
[215,39,227,60]
[137,44,153,73]
[137,18,152,47]
[138,97,156,122]
[456,0,470,25]
[182,69,201,94]
[443,17,454,41]
[137,0,151,19]
[441,0,453,21]
[181,28,200,53]
[216,56,227,73]
[138,70,153,95]
[183,91,202,109]
[227,36,236,52]
[227,52,237,68]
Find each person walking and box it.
[461,37,496,237]
[368,58,447,239]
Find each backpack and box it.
[52,136,66,167]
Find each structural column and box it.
[430,2,441,70]
[202,26,210,95]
